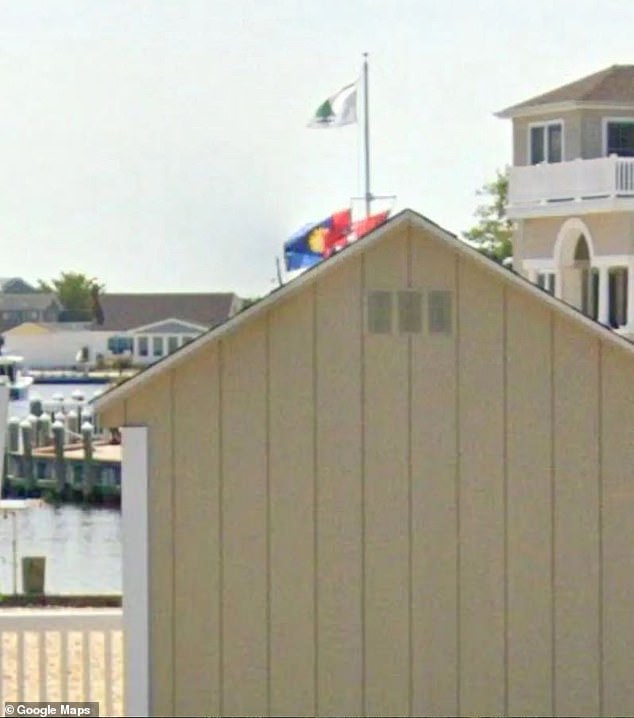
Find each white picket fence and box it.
[0,608,123,717]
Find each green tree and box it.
[463,169,513,264]
[38,272,105,321]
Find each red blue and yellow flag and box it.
[284,209,351,271]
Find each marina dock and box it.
[2,395,121,504]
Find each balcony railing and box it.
[0,608,123,716]
[508,155,634,208]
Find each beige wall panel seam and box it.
[598,340,604,717]
[265,313,272,718]
[406,226,414,718]
[169,370,176,716]
[454,251,462,717]
[312,285,319,718]
[502,288,509,718]
[549,311,556,717]
[360,252,367,716]
[218,342,225,717]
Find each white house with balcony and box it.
[498,64,634,335]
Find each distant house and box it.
[94,209,634,717]
[3,322,110,370]
[4,292,244,369]
[0,277,41,293]
[96,293,244,365]
[498,64,634,334]
[0,278,61,332]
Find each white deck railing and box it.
[508,155,634,207]
[0,608,123,717]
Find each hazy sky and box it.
[1,0,632,296]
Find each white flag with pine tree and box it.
[307,82,358,128]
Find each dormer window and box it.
[604,119,634,157]
[529,121,563,164]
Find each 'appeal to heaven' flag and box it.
[307,83,358,128]
[284,209,352,270]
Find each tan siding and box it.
[172,346,221,716]
[522,213,634,260]
[458,259,505,715]
[125,377,175,716]
[221,323,268,715]
[522,216,564,259]
[268,291,315,716]
[99,401,125,429]
[600,345,634,715]
[512,111,581,165]
[553,318,600,716]
[314,259,363,715]
[409,233,458,716]
[107,213,634,718]
[581,109,634,159]
[362,230,410,715]
[505,290,553,716]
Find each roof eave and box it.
[496,99,634,119]
[92,211,412,415]
[93,207,634,419]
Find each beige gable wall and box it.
[103,218,634,717]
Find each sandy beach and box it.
[0,609,123,717]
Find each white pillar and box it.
[628,262,634,327]
[555,270,563,299]
[598,266,610,325]
[122,426,150,718]
[527,269,538,285]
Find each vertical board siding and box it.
[315,260,363,716]
[268,291,316,716]
[409,235,458,716]
[553,318,600,716]
[600,345,634,715]
[221,323,268,715]
[124,378,175,716]
[457,259,505,715]
[505,290,553,716]
[362,232,410,716]
[114,217,634,718]
[172,346,221,716]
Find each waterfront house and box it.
[0,277,61,332]
[499,64,634,333]
[94,292,244,366]
[3,293,243,369]
[94,208,634,717]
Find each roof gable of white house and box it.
[127,318,208,335]
[93,208,634,416]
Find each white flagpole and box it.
[363,53,371,218]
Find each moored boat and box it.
[0,355,34,400]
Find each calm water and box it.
[0,503,121,594]
[2,382,122,595]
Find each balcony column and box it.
[627,262,634,328]
[554,270,563,299]
[598,266,610,325]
